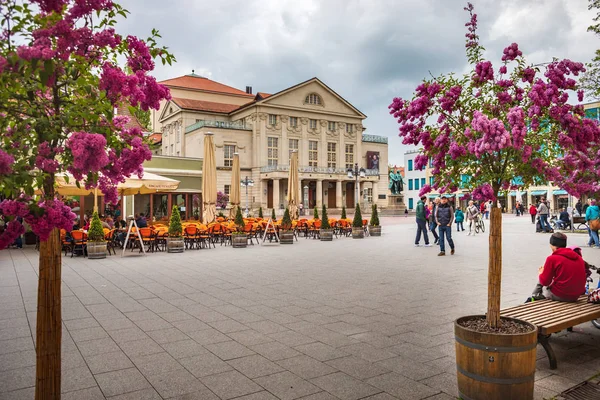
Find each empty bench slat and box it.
[502,300,591,320]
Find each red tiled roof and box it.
[148,133,162,144]
[159,74,254,97]
[171,97,241,114]
[256,92,271,99]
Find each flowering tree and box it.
[0,0,173,397]
[389,3,600,328]
[216,191,229,209]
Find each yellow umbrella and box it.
[202,132,217,223]
[229,153,241,219]
[287,150,299,220]
[118,171,180,195]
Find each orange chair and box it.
[105,229,117,255]
[137,227,156,252]
[70,230,87,257]
[60,229,72,256]
[184,226,200,250]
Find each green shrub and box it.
[352,203,363,228]
[258,207,264,218]
[88,212,105,242]
[169,206,182,237]
[313,206,319,219]
[341,206,347,219]
[282,208,292,230]
[235,206,245,231]
[321,205,330,229]
[370,204,380,226]
[271,208,276,220]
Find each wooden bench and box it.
[573,216,588,230]
[500,295,600,369]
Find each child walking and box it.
[455,207,465,232]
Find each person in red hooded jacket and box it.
[528,233,586,302]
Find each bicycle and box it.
[587,264,600,329]
[474,218,485,233]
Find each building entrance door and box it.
[267,181,273,209]
[346,182,355,208]
[328,183,336,208]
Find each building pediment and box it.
[158,100,182,122]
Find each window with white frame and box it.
[305,93,322,105]
[289,117,298,128]
[345,144,354,169]
[309,119,317,129]
[224,185,230,195]
[366,188,373,203]
[346,124,353,133]
[268,114,277,126]
[308,141,318,167]
[267,137,278,166]
[288,139,299,162]
[328,121,336,131]
[327,143,336,168]
[224,144,236,167]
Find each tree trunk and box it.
[35,228,62,399]
[487,206,502,328]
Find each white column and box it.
[336,180,343,209]
[507,194,513,214]
[273,178,280,212]
[316,179,323,208]
[372,181,378,207]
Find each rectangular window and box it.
[289,139,299,162]
[408,179,413,191]
[408,159,413,171]
[223,144,236,167]
[289,117,298,127]
[268,114,277,126]
[345,144,354,169]
[328,121,336,131]
[346,124,353,133]
[224,185,230,196]
[429,158,434,168]
[309,119,317,129]
[415,179,420,190]
[176,131,180,143]
[267,137,278,166]
[327,143,336,168]
[409,198,414,209]
[308,141,318,167]
[430,176,434,186]
[366,188,373,203]
[421,178,426,187]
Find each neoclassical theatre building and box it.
[151,73,389,214]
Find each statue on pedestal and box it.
[388,168,404,195]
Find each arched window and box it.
[305,93,322,105]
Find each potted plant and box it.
[320,205,333,241]
[87,212,107,259]
[258,207,264,219]
[313,206,319,220]
[167,206,184,253]
[280,208,294,244]
[369,204,382,236]
[271,208,276,221]
[387,4,599,398]
[341,205,347,220]
[232,206,247,248]
[351,203,364,239]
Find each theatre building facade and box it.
[152,74,389,214]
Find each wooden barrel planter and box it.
[351,227,364,239]
[368,225,381,236]
[320,229,333,241]
[280,231,294,244]
[232,234,248,248]
[167,237,184,253]
[87,241,107,259]
[455,316,537,400]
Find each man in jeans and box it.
[414,195,431,247]
[435,196,455,256]
[429,198,440,245]
[537,199,551,233]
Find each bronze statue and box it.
[388,169,404,195]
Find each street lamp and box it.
[240,176,254,217]
[347,163,366,209]
[303,185,308,215]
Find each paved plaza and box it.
[1,216,599,400]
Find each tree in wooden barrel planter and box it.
[351,203,364,239]
[167,206,184,253]
[341,206,347,220]
[313,206,319,220]
[232,206,248,248]
[280,208,294,244]
[271,208,276,221]
[87,212,107,259]
[258,207,264,219]
[368,204,381,237]
[320,205,333,241]
[389,3,599,399]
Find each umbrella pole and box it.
[94,187,98,213]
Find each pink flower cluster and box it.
[471,184,495,201]
[126,36,154,72]
[66,132,109,180]
[473,61,493,84]
[0,149,14,175]
[26,199,76,241]
[35,142,60,173]
[439,86,462,112]
[507,107,526,148]
[418,184,432,197]
[469,111,511,156]
[464,3,478,48]
[501,43,522,62]
[414,154,429,171]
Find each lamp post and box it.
[347,163,366,209]
[240,176,254,217]
[303,185,308,215]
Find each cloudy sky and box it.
[118,0,597,166]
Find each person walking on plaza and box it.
[435,196,455,256]
[485,200,491,219]
[538,199,551,233]
[515,201,521,216]
[455,207,465,232]
[466,200,480,235]
[576,199,582,216]
[429,198,440,245]
[414,196,431,247]
[585,199,600,248]
[529,204,537,224]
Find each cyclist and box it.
[466,200,480,236]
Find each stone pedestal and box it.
[381,194,406,216]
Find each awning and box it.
[458,193,466,198]
[442,194,455,198]
[553,189,568,195]
[531,190,547,196]
[509,191,526,196]
[427,194,440,198]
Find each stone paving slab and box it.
[0,216,599,399]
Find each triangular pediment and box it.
[158,100,182,122]
[246,78,366,118]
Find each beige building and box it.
[152,73,389,214]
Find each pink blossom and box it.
[0,149,14,175]
[473,61,494,84]
[499,65,507,74]
[501,43,522,62]
[577,90,584,102]
[418,184,432,197]
[521,67,535,83]
[66,132,109,179]
[414,154,429,170]
[471,184,495,201]
[0,219,25,250]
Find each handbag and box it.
[588,288,600,304]
[589,218,600,231]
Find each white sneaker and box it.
[414,244,421,247]
[467,232,471,236]
[424,244,432,247]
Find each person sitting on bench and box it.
[528,233,586,302]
